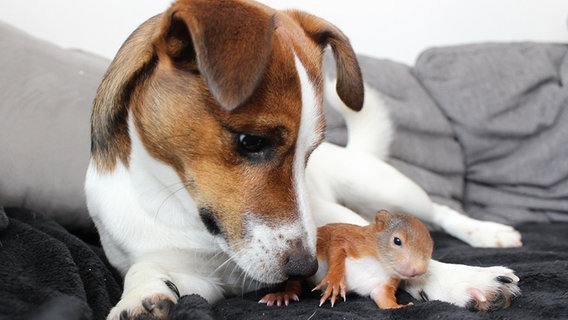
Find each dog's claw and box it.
[164,280,181,299]
[142,300,153,312]
[419,290,430,302]
[497,276,513,284]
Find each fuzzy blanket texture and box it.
[1,207,567,320]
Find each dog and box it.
[85,0,521,319]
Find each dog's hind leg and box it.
[310,195,369,227]
[307,142,521,248]
[308,142,437,225]
[402,259,521,311]
[308,203,524,310]
[429,203,522,248]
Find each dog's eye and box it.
[238,133,269,153]
[393,237,402,246]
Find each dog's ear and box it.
[157,0,275,111]
[91,15,162,172]
[286,10,364,111]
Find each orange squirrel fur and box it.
[259,209,434,308]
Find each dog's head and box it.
[91,0,363,284]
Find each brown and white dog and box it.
[85,0,520,319]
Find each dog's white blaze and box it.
[127,115,199,225]
[293,54,320,255]
[228,57,320,284]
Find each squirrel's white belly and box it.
[345,256,390,297]
[314,257,390,297]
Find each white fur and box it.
[402,260,520,307]
[314,257,391,298]
[325,80,393,158]
[293,55,321,256]
[86,116,235,309]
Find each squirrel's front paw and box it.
[258,291,300,307]
[313,274,346,307]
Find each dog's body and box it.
[310,83,522,249]
[85,0,521,319]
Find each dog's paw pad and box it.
[465,286,518,312]
[142,296,175,317]
[464,271,521,312]
[109,293,177,320]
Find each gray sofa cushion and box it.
[325,43,568,226]
[415,43,568,224]
[0,22,109,228]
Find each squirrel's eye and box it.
[393,237,402,246]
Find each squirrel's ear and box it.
[373,210,392,231]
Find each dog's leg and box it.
[429,203,522,248]
[308,143,522,247]
[106,262,223,320]
[346,168,522,247]
[402,259,520,311]
[310,196,369,227]
[107,262,179,320]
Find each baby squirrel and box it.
[259,209,434,309]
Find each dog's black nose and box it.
[284,250,318,279]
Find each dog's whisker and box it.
[152,179,197,223]
[208,243,246,280]
[210,255,235,277]
[155,181,189,213]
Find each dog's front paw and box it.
[109,294,175,320]
[404,261,520,312]
[107,280,180,320]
